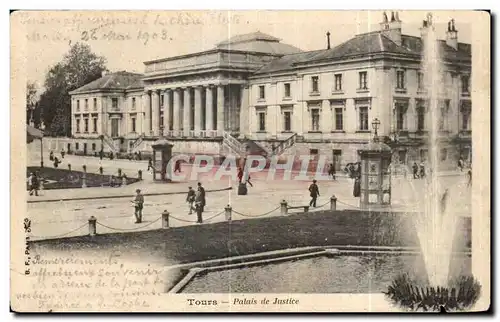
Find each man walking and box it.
[308,179,320,208]
[186,186,195,214]
[197,182,206,212]
[133,189,144,223]
[412,162,419,179]
[147,157,153,172]
[28,172,39,196]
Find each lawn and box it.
[27,166,141,190]
[31,210,471,264]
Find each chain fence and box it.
[28,195,393,241]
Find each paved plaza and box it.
[26,144,472,241]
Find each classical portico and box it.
[141,80,248,139]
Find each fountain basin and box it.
[173,250,471,294]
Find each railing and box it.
[273,133,298,156]
[103,133,118,153]
[131,133,145,152]
[222,131,244,156]
[163,130,219,138]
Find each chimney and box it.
[326,31,331,49]
[420,13,434,39]
[446,18,458,50]
[380,11,402,45]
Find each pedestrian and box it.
[132,189,144,223]
[353,176,361,197]
[27,172,39,196]
[308,179,320,207]
[331,163,336,180]
[467,168,472,187]
[192,199,203,224]
[53,157,60,168]
[458,157,464,172]
[174,160,182,173]
[412,162,419,179]
[246,174,253,187]
[197,182,206,212]
[440,189,449,214]
[186,186,195,214]
[237,167,243,184]
[419,161,426,179]
[147,157,153,171]
[61,149,65,159]
[49,151,54,161]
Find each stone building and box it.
[62,12,471,169]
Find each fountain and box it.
[385,13,480,311]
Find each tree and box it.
[38,43,107,136]
[26,81,38,125]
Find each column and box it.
[164,90,172,132]
[173,89,181,135]
[205,86,214,131]
[194,86,203,134]
[239,85,249,138]
[142,92,151,135]
[183,88,191,136]
[217,85,225,135]
[151,90,160,136]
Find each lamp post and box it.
[39,123,45,168]
[371,118,381,142]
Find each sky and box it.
[13,10,474,90]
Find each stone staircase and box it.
[270,133,298,156]
[130,133,145,153]
[222,131,245,156]
[103,133,118,153]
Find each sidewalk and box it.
[27,180,232,203]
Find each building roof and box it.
[215,31,303,55]
[254,31,471,75]
[70,71,144,94]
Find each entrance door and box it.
[83,143,88,155]
[67,143,71,152]
[111,119,119,137]
[332,149,342,171]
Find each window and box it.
[311,109,320,131]
[420,149,428,161]
[395,103,407,130]
[311,76,319,93]
[396,70,405,89]
[160,112,164,129]
[417,106,426,131]
[132,97,136,110]
[334,74,342,91]
[398,150,407,164]
[439,107,447,131]
[258,86,265,100]
[417,72,424,90]
[160,95,164,108]
[334,108,343,130]
[310,149,319,155]
[93,98,97,110]
[359,72,368,89]
[462,111,470,130]
[76,142,79,150]
[284,83,291,98]
[84,119,89,133]
[358,106,369,130]
[76,118,80,133]
[76,100,80,111]
[85,99,89,111]
[132,117,137,132]
[283,111,292,131]
[461,75,470,94]
[93,118,97,133]
[91,143,96,151]
[258,112,266,131]
[112,98,119,110]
